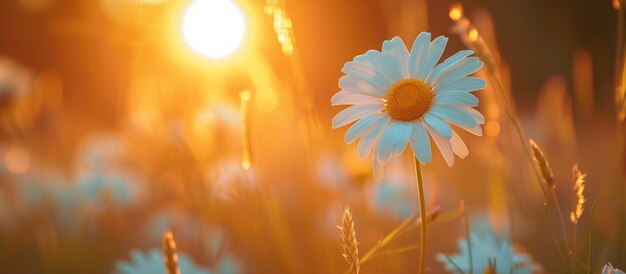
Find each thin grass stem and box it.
[544,203,569,271]
[462,209,473,274]
[587,201,597,274]
[439,251,466,274]
[549,188,573,270]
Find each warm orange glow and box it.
[572,50,595,117]
[449,3,464,21]
[255,86,279,112]
[183,0,245,58]
[468,28,479,42]
[265,5,295,55]
[484,121,500,137]
[486,104,500,119]
[4,147,30,175]
[0,2,617,273]
[240,90,252,170]
[239,90,251,102]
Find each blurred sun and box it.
[183,0,245,59]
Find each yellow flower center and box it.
[385,79,435,121]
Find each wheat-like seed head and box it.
[163,231,180,274]
[570,165,587,224]
[529,139,555,189]
[338,208,360,274]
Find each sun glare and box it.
[183,0,245,59]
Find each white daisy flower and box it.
[331,32,486,178]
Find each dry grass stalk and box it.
[426,206,442,224]
[338,208,360,274]
[162,231,180,274]
[529,139,555,189]
[264,0,295,56]
[570,165,587,224]
[449,3,497,76]
[240,90,253,170]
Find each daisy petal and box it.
[409,32,431,79]
[410,122,432,164]
[376,122,414,164]
[376,43,403,83]
[345,113,385,144]
[435,77,486,92]
[392,122,413,155]
[456,123,483,136]
[342,61,389,91]
[461,106,486,124]
[435,91,479,106]
[430,57,483,86]
[358,116,390,158]
[450,130,469,158]
[417,36,449,80]
[339,75,386,96]
[425,123,454,166]
[377,122,400,165]
[382,36,410,78]
[423,113,452,139]
[393,122,413,155]
[372,141,385,180]
[331,90,385,106]
[354,50,395,87]
[429,105,477,128]
[426,50,474,85]
[332,104,384,128]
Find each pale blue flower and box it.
[437,231,539,274]
[115,250,210,274]
[604,263,626,274]
[212,255,243,274]
[373,180,414,218]
[13,168,138,232]
[331,32,486,178]
[77,168,138,208]
[147,209,206,243]
[146,212,243,273]
[369,165,418,218]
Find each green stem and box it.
[414,157,427,274]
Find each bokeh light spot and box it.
[4,147,30,175]
[183,0,245,59]
[485,121,501,137]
